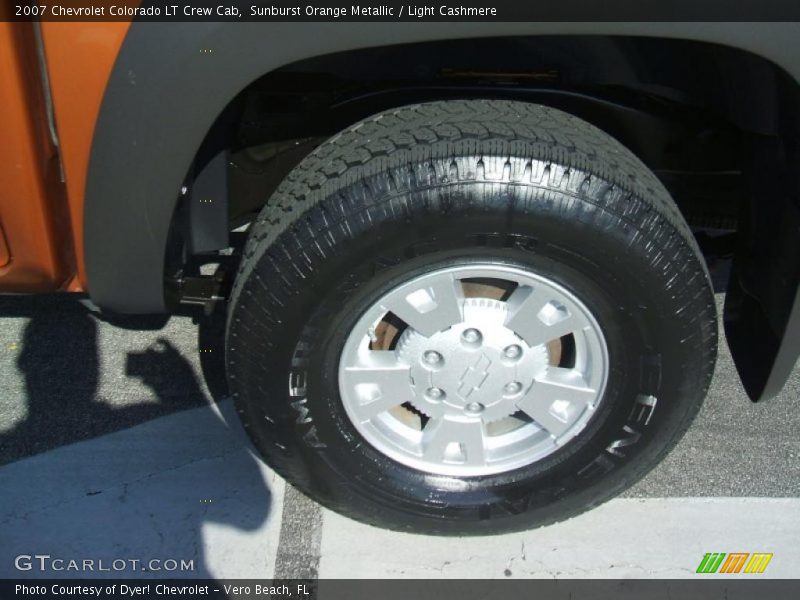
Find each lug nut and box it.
[503,344,522,359]
[465,402,485,414]
[504,381,523,396]
[426,387,445,401]
[423,350,443,366]
[462,328,482,344]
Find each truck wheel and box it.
[226,100,717,534]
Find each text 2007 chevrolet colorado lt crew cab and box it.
[1,14,798,534]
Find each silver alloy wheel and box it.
[338,264,609,476]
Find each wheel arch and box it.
[84,22,800,400]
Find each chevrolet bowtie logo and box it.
[457,353,492,399]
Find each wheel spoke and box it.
[342,351,413,421]
[382,273,463,337]
[515,367,596,437]
[505,285,582,346]
[421,417,486,466]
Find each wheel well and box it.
[171,34,800,401]
[182,35,789,226]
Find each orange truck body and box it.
[0,21,128,294]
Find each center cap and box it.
[397,298,550,422]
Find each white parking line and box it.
[317,498,800,578]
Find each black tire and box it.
[226,100,717,534]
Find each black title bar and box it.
[5,0,800,22]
